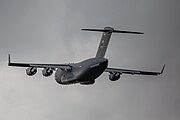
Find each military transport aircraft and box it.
[8,27,165,85]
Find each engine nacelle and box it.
[109,72,121,81]
[42,68,53,77]
[26,67,37,76]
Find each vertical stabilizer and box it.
[96,27,113,57]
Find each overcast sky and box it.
[0,0,180,120]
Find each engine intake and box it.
[26,67,37,76]
[109,72,121,81]
[42,68,53,77]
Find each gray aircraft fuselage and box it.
[55,57,108,85]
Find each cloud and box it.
[0,0,180,120]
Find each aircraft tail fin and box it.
[82,27,143,58]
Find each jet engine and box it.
[109,72,121,81]
[42,68,53,77]
[26,67,37,76]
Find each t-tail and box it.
[82,27,144,58]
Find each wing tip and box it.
[8,54,11,66]
[158,64,165,75]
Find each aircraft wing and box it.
[8,54,71,70]
[105,65,165,76]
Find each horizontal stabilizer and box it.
[112,30,143,34]
[82,27,143,34]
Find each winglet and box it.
[8,54,11,66]
[159,64,165,75]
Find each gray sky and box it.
[0,0,180,120]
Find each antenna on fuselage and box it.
[82,27,143,58]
